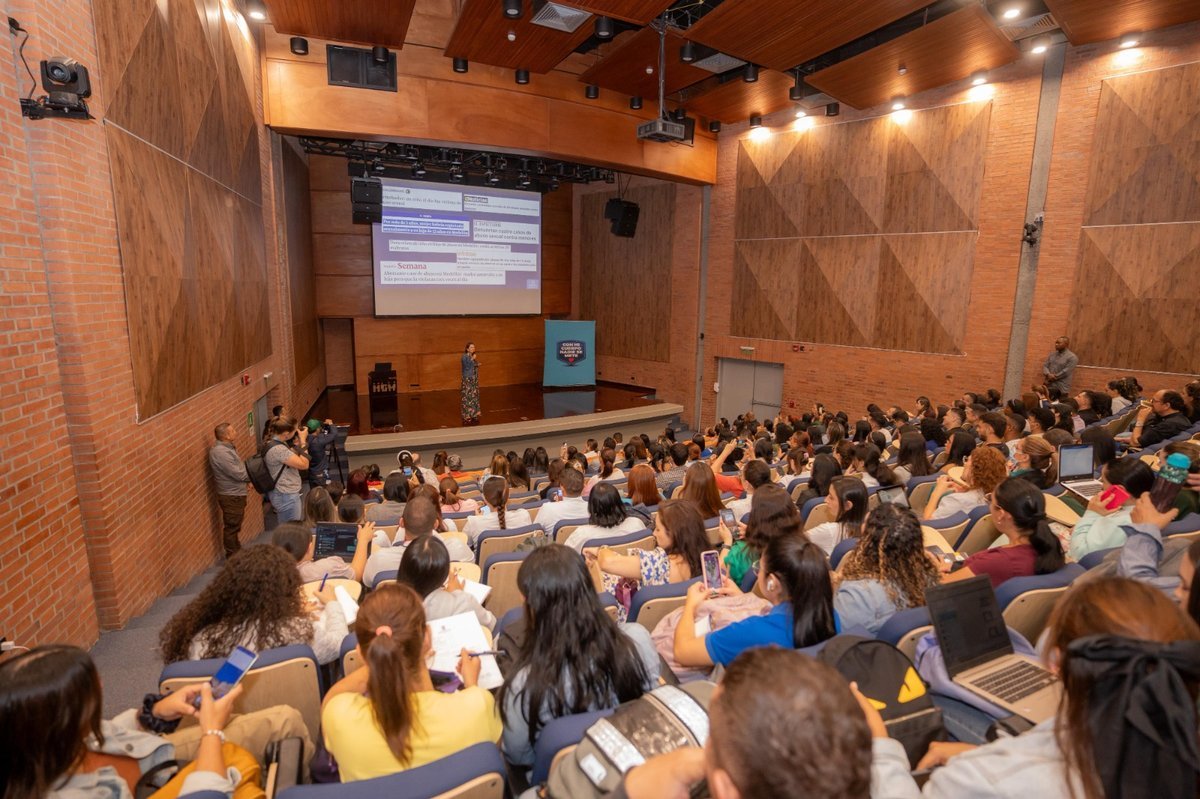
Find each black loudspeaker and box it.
[608,200,639,238]
[351,177,382,224]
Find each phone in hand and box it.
[701,549,723,592]
[718,508,738,539]
[1099,485,1130,510]
[193,646,257,708]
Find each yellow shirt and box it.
[322,687,502,782]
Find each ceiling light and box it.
[891,97,906,111]
[289,37,308,55]
[503,0,522,18]
[1031,36,1050,54]
[1119,33,1139,48]
[585,84,599,99]
[372,46,389,64]
[595,16,614,39]
[743,64,759,83]
[1002,6,1021,19]
[708,120,721,133]
[680,41,697,63]
[749,114,762,128]
[453,57,468,73]
[629,96,642,110]
[515,68,529,84]
[971,71,987,86]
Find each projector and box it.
[637,117,687,143]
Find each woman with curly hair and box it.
[835,503,940,634]
[159,545,348,665]
[924,446,1008,521]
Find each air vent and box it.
[327,45,398,92]
[530,0,591,33]
[692,52,745,74]
[1000,13,1059,41]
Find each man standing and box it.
[1043,336,1079,395]
[209,422,249,558]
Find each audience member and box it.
[925,447,1007,521]
[836,504,940,634]
[1131,390,1192,448]
[365,474,408,525]
[807,476,869,556]
[209,422,249,558]
[396,535,494,630]
[498,545,657,769]
[321,583,501,782]
[718,484,801,586]
[273,519,373,584]
[1067,458,1154,560]
[160,545,347,665]
[531,466,587,537]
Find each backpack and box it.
[245,440,289,494]
[817,634,945,767]
[545,682,714,799]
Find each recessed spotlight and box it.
[289,37,308,55]
[515,68,529,84]
[1002,6,1021,19]
[971,71,988,86]
[503,0,522,18]
[248,9,266,20]
[891,97,906,111]
[453,57,469,73]
[749,114,762,128]
[1119,33,1139,48]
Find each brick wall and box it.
[0,0,312,645]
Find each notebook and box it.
[1057,444,1104,499]
[926,575,1060,723]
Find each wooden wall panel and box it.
[579,183,675,363]
[730,102,989,354]
[1067,61,1200,374]
[307,156,574,392]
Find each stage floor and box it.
[313,382,663,435]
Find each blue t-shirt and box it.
[704,602,795,667]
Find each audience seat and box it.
[629,577,702,632]
[580,527,653,554]
[552,517,590,545]
[159,644,322,745]
[831,537,859,570]
[875,607,933,660]
[481,551,530,619]
[475,523,541,565]
[996,564,1086,643]
[906,475,941,516]
[276,742,506,799]
[531,709,615,785]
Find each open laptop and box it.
[1058,443,1104,499]
[926,575,1060,723]
[313,522,360,562]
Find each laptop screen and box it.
[1058,444,1095,482]
[926,575,1014,677]
[313,522,360,562]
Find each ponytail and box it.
[761,534,836,649]
[994,478,1064,575]
[352,583,426,764]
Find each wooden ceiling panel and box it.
[1043,0,1200,45]
[579,26,712,97]
[445,0,595,73]
[684,0,930,73]
[685,69,795,124]
[806,5,1020,110]
[567,0,677,25]
[263,0,418,49]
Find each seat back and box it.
[475,523,540,565]
[803,502,834,532]
[276,742,506,799]
[482,551,530,619]
[996,564,1085,643]
[159,644,322,743]
[531,710,614,784]
[905,474,942,516]
[580,528,653,555]
[875,606,932,661]
[629,577,702,631]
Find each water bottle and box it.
[1150,453,1191,513]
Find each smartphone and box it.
[701,550,722,591]
[718,508,737,532]
[192,646,257,708]
[1100,485,1130,510]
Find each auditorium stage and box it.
[313,383,683,470]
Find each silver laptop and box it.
[1058,443,1104,499]
[926,576,1061,723]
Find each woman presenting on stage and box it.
[461,342,481,424]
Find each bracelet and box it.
[202,729,226,743]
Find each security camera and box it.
[41,56,91,109]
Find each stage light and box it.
[595,16,614,39]
[586,84,599,99]
[372,46,389,64]
[743,63,758,83]
[708,120,721,133]
[515,68,529,84]
[453,57,469,73]
[1031,36,1050,54]
[1002,6,1021,19]
[749,114,762,128]
[503,0,522,18]
[290,37,308,55]
[630,96,643,110]
[971,71,987,86]
[680,41,696,63]
[1119,33,1139,48]
[891,97,906,111]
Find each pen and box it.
[318,573,328,591]
[467,650,502,657]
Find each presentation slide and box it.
[372,178,542,315]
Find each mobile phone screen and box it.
[701,550,722,591]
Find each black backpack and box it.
[245,440,288,494]
[818,634,944,767]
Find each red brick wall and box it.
[0,1,314,644]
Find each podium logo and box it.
[557,340,587,366]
